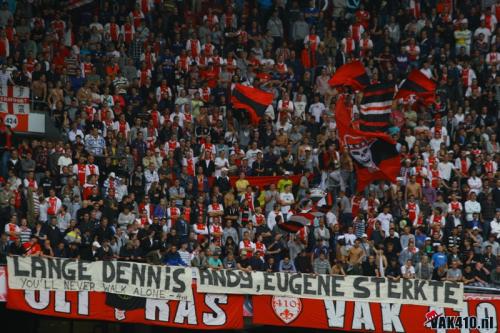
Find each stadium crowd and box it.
[0,0,499,288]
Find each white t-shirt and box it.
[279,192,294,214]
[438,162,454,181]
[309,102,326,123]
[376,212,393,235]
[401,265,415,276]
[464,200,481,221]
[267,210,283,230]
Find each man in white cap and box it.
[91,241,101,260]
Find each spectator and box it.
[313,252,331,274]
[0,0,497,300]
[401,259,416,279]
[278,256,296,273]
[446,260,464,282]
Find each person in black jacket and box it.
[294,249,313,273]
[196,151,215,176]
[8,237,25,255]
[93,218,114,244]
[362,255,378,276]
[215,168,231,193]
[46,217,64,247]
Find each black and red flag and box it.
[328,61,370,91]
[231,84,274,124]
[394,69,436,105]
[336,95,401,192]
[358,82,395,132]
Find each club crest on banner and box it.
[272,296,302,324]
[343,134,378,171]
[114,308,126,321]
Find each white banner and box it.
[196,269,464,309]
[7,256,193,301]
[0,266,6,302]
[0,85,30,114]
[7,257,465,309]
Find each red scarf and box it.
[83,62,93,75]
[132,10,142,28]
[345,37,355,53]
[361,39,371,57]
[144,51,152,69]
[415,166,424,185]
[460,159,468,174]
[48,197,58,215]
[141,0,150,13]
[431,169,440,188]
[255,214,264,226]
[77,164,86,185]
[432,214,442,225]
[151,110,160,128]
[160,85,170,99]
[484,14,493,30]
[352,24,361,41]
[207,14,215,28]
[88,164,97,175]
[204,43,213,55]
[245,192,254,211]
[255,242,265,256]
[196,223,206,242]
[307,34,318,52]
[407,202,417,222]
[282,100,289,110]
[201,87,210,102]
[186,158,195,176]
[408,44,417,61]
[428,156,437,168]
[197,176,204,191]
[485,161,494,173]
[450,201,461,211]
[123,23,133,43]
[27,179,36,189]
[225,14,233,28]
[119,120,127,134]
[85,106,95,121]
[276,62,286,73]
[190,39,198,57]
[462,68,470,87]
[110,23,119,41]
[169,207,180,219]
[434,124,442,138]
[168,140,177,151]
[242,239,252,258]
[352,195,361,217]
[140,69,148,86]
[367,217,377,238]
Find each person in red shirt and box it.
[200,62,219,89]
[22,236,42,256]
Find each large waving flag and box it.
[65,0,94,10]
[231,84,274,124]
[328,61,370,91]
[336,95,401,192]
[394,69,436,105]
[359,82,395,133]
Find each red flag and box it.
[336,95,401,192]
[359,82,395,132]
[328,61,370,91]
[395,69,436,105]
[231,84,274,124]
